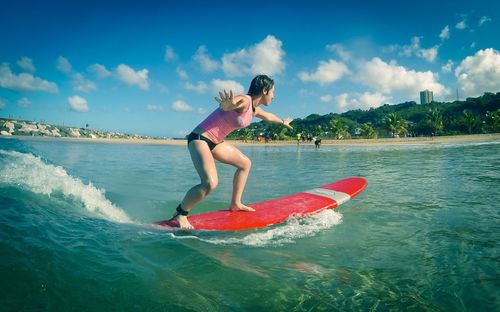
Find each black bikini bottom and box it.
[187,132,218,151]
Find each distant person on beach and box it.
[264,131,270,143]
[171,75,293,229]
[314,137,321,149]
[307,133,312,143]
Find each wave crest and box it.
[0,150,131,223]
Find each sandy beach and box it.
[2,133,499,146]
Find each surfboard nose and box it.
[319,177,367,198]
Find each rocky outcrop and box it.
[0,118,150,140]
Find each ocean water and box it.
[0,137,499,311]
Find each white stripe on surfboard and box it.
[304,188,351,205]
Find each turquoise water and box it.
[0,137,499,311]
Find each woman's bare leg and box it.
[212,142,254,211]
[176,140,218,229]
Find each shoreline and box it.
[1,133,499,146]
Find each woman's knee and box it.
[240,156,252,171]
[201,176,218,194]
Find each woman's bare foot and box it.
[175,215,194,229]
[229,203,255,212]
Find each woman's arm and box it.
[214,90,248,112]
[255,106,293,129]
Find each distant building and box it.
[420,90,434,104]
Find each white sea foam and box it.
[169,209,343,247]
[0,150,131,223]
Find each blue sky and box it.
[1,0,499,137]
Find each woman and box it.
[172,75,293,229]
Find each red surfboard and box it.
[155,177,367,231]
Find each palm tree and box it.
[425,108,444,135]
[360,123,377,139]
[461,110,480,134]
[384,113,408,137]
[329,118,350,139]
[483,109,500,133]
[240,128,252,142]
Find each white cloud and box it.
[146,104,164,112]
[57,56,73,74]
[176,67,188,80]
[442,60,454,73]
[170,100,206,115]
[320,94,334,102]
[0,63,58,93]
[251,35,285,76]
[336,92,391,112]
[193,46,219,73]
[68,95,89,112]
[56,57,96,92]
[335,94,350,112]
[0,98,6,109]
[356,57,446,96]
[326,44,351,62]
[298,59,349,86]
[455,48,500,97]
[478,16,491,26]
[222,35,285,77]
[184,81,209,93]
[439,25,450,41]
[390,37,439,63]
[456,20,467,30]
[171,100,193,112]
[17,97,31,107]
[222,49,249,77]
[115,64,149,90]
[88,64,111,78]
[164,45,177,62]
[211,79,245,95]
[17,57,36,73]
[72,73,96,93]
[418,46,439,63]
[411,37,439,62]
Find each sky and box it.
[1,0,499,137]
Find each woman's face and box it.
[262,86,275,106]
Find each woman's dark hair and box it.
[247,75,274,96]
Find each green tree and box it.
[225,92,500,139]
[329,117,350,139]
[360,123,377,139]
[460,110,481,134]
[240,127,252,142]
[425,108,444,135]
[276,127,289,140]
[384,112,408,137]
[483,109,500,133]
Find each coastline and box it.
[2,133,499,146]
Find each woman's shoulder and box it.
[235,94,251,101]
[234,94,252,112]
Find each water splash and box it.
[167,209,343,247]
[0,150,131,223]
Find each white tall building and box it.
[420,90,434,104]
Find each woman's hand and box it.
[282,117,294,129]
[215,90,244,111]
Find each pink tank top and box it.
[197,95,255,142]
